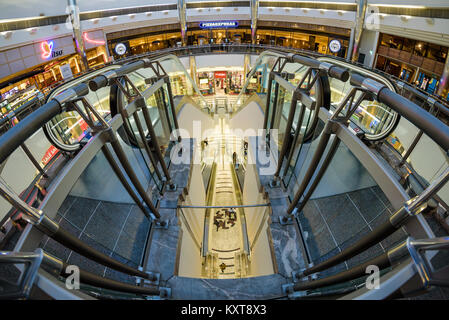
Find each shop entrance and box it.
[214,71,227,95]
[197,67,244,96]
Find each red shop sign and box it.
[214,71,227,79]
[41,145,60,166]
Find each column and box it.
[178,0,187,46]
[347,27,355,61]
[437,54,449,98]
[350,0,368,63]
[189,55,198,88]
[67,0,89,71]
[243,54,251,83]
[250,0,259,44]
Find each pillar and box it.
[67,0,89,71]
[437,53,449,99]
[350,0,368,63]
[250,0,259,44]
[178,0,187,46]
[189,55,198,89]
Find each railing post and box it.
[20,143,48,179]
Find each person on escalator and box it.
[214,216,220,232]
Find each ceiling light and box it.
[2,31,12,39]
[400,15,411,21]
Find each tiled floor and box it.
[40,195,151,284]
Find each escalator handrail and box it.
[0,83,88,164]
[351,73,449,151]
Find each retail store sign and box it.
[199,21,238,29]
[40,41,63,59]
[41,145,59,166]
[114,43,127,55]
[214,71,227,79]
[329,39,342,53]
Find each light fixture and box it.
[111,15,118,20]
[128,14,135,18]
[90,18,100,24]
[1,31,12,39]
[83,32,105,45]
[426,18,435,25]
[27,27,37,34]
[146,12,152,17]
[302,8,309,13]
[400,15,411,21]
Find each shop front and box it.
[106,24,183,60]
[197,67,245,96]
[374,33,448,98]
[0,32,108,117]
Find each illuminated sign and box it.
[214,71,227,79]
[114,43,127,55]
[40,40,63,59]
[83,32,105,45]
[329,39,342,53]
[41,145,59,166]
[199,21,238,29]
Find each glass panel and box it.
[39,140,153,284]
[296,139,407,279]
[283,102,315,188]
[265,80,277,131]
[271,84,293,151]
[0,147,41,222]
[161,83,176,168]
[118,109,164,194]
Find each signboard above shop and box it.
[214,71,227,79]
[0,36,76,79]
[199,21,239,29]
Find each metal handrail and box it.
[0,57,182,288]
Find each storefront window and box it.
[402,38,415,53]
[414,42,427,57]
[427,44,448,63]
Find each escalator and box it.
[201,117,250,279]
